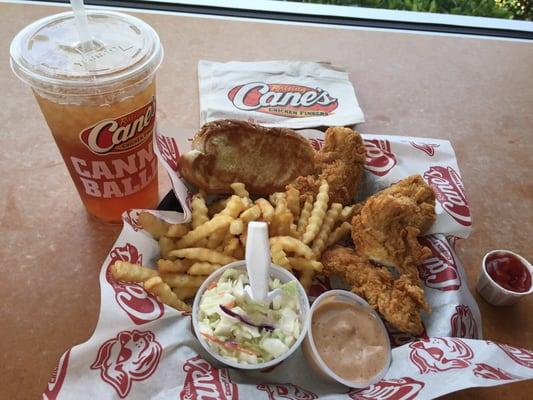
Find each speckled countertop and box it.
[0,2,531,399]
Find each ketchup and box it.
[485,253,531,293]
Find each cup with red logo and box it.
[477,250,533,306]
[10,10,163,222]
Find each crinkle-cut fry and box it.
[339,205,356,222]
[300,269,314,293]
[271,212,292,237]
[191,193,209,229]
[172,286,197,301]
[208,198,228,217]
[229,219,244,235]
[240,205,261,223]
[255,198,274,223]
[159,237,177,259]
[160,273,206,289]
[157,258,192,273]
[220,195,246,218]
[289,223,301,240]
[302,181,329,244]
[112,261,158,283]
[311,203,342,257]
[269,192,286,207]
[223,237,240,257]
[326,222,352,247]
[286,186,300,219]
[269,236,314,260]
[288,257,323,273]
[170,248,236,265]
[188,262,222,275]
[144,276,191,312]
[138,211,169,239]
[166,223,191,238]
[274,196,289,216]
[271,242,291,270]
[176,215,233,249]
[297,195,313,233]
[230,182,253,207]
[234,243,245,260]
[193,238,209,248]
[207,226,228,249]
[239,231,247,247]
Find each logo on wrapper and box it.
[409,338,474,373]
[91,329,162,398]
[43,349,71,400]
[424,166,471,226]
[409,141,439,156]
[450,305,479,339]
[155,133,180,172]
[257,383,317,400]
[180,355,238,400]
[80,98,156,155]
[348,377,425,400]
[106,243,165,324]
[495,343,533,369]
[228,83,338,118]
[364,139,397,176]
[418,236,462,291]
[473,363,521,380]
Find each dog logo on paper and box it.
[43,349,71,400]
[450,305,479,339]
[123,210,143,231]
[180,354,238,400]
[257,383,317,400]
[473,363,521,380]
[106,243,164,324]
[418,236,462,291]
[364,139,397,176]
[409,338,474,374]
[495,343,533,369]
[348,377,425,400]
[91,329,162,398]
[228,82,338,118]
[424,166,471,227]
[155,133,180,172]
[409,141,439,156]
[308,138,325,151]
[386,322,428,348]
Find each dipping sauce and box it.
[485,252,531,293]
[311,299,388,383]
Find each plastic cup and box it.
[10,10,163,222]
[191,261,310,370]
[302,290,391,389]
[476,250,533,306]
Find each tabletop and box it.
[1,2,531,399]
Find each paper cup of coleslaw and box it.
[192,261,310,370]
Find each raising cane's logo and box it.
[155,133,180,172]
[91,329,162,398]
[495,343,533,368]
[257,383,317,400]
[418,235,461,291]
[179,355,238,400]
[364,139,397,176]
[228,82,338,118]
[473,363,521,380]
[424,166,471,226]
[106,243,165,324]
[409,141,439,156]
[348,377,425,400]
[450,305,479,339]
[80,98,156,155]
[409,338,474,374]
[43,349,71,400]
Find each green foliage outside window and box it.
[283,0,532,20]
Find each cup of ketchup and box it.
[476,250,533,306]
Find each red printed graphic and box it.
[156,133,180,172]
[308,275,332,299]
[364,139,397,177]
[180,354,238,400]
[106,243,165,324]
[308,137,325,151]
[228,83,338,118]
[451,305,479,339]
[123,209,143,231]
[257,383,317,400]
[495,343,533,368]
[43,349,71,400]
[348,377,425,400]
[409,338,474,373]
[418,235,462,291]
[473,363,521,380]
[409,141,439,156]
[386,322,428,348]
[91,329,162,398]
[424,166,471,227]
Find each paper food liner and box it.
[44,129,533,400]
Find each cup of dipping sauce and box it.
[477,250,533,306]
[302,290,391,388]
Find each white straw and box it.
[70,0,93,52]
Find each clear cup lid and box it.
[10,10,162,94]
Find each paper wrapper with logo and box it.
[198,60,365,129]
[44,129,533,400]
